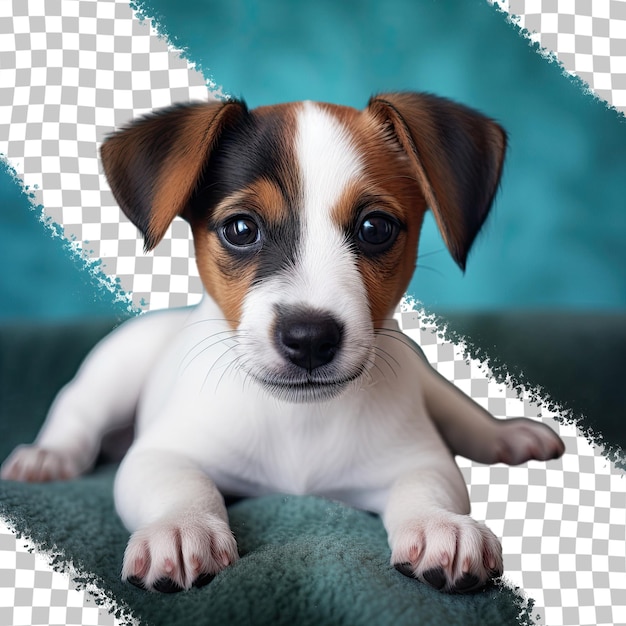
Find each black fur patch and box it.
[252,213,301,283]
[190,107,302,282]
[190,108,298,216]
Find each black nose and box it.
[275,309,343,372]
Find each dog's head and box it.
[101,93,506,401]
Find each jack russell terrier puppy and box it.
[2,92,564,594]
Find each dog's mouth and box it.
[248,367,366,403]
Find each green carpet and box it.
[0,473,534,626]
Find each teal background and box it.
[1,0,625,319]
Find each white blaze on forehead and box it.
[293,101,366,313]
[296,101,363,216]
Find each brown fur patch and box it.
[366,93,506,271]
[188,103,302,327]
[149,103,246,249]
[320,103,426,326]
[100,100,247,251]
[318,93,505,322]
[191,177,296,326]
[211,178,291,227]
[192,225,256,326]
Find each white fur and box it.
[1,103,564,593]
[236,102,372,386]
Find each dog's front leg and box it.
[115,447,239,592]
[384,453,502,594]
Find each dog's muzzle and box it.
[236,305,365,402]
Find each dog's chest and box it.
[136,306,444,512]
[222,400,379,495]
[186,385,439,513]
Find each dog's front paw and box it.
[390,511,503,593]
[0,445,81,482]
[492,418,564,465]
[122,513,239,592]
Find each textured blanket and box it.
[0,320,536,625]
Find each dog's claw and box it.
[127,570,215,592]
[153,577,184,594]
[452,572,480,593]
[400,564,490,594]
[394,562,414,578]
[127,576,147,590]
[192,572,215,588]
[422,567,447,590]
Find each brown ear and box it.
[100,98,247,251]
[367,92,506,271]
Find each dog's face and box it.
[189,101,424,400]
[101,93,506,401]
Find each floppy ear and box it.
[100,98,247,251]
[367,92,506,271]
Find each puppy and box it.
[1,93,564,594]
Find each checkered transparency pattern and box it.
[490,0,626,112]
[0,0,212,311]
[400,308,626,626]
[0,519,130,626]
[1,1,625,626]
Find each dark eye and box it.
[222,216,260,248]
[357,212,400,254]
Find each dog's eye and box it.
[357,213,399,254]
[222,216,260,248]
